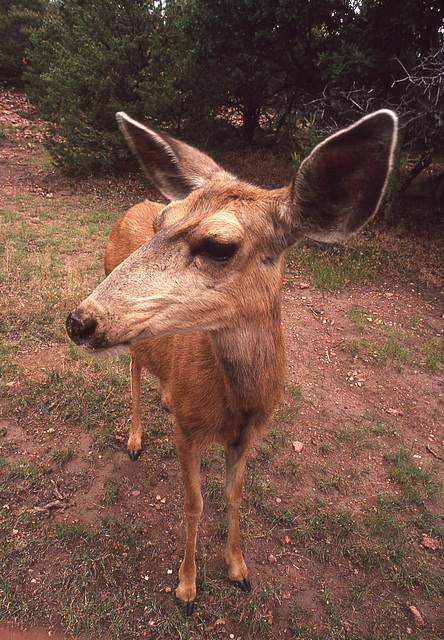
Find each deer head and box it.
[66,110,397,352]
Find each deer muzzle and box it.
[66,310,99,346]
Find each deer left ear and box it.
[116,112,226,201]
[280,110,398,245]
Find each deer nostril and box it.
[66,311,97,346]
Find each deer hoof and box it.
[176,597,194,617]
[128,449,141,461]
[234,576,251,593]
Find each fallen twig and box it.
[426,444,444,462]
[33,500,70,512]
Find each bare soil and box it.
[0,89,443,640]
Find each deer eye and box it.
[199,237,239,261]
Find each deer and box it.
[66,109,397,615]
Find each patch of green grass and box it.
[103,475,119,505]
[246,467,274,504]
[11,357,131,429]
[348,304,369,334]
[295,502,356,544]
[54,522,97,543]
[255,444,275,465]
[141,589,194,638]
[238,584,281,636]
[4,460,50,491]
[424,336,444,371]
[58,549,130,639]
[372,326,411,364]
[156,438,176,458]
[0,574,23,617]
[362,497,406,569]
[319,470,347,494]
[288,602,316,639]
[341,308,443,374]
[413,507,444,542]
[384,447,440,504]
[283,459,300,477]
[0,191,124,349]
[51,446,75,465]
[370,420,397,435]
[264,421,289,449]
[287,382,303,400]
[203,477,223,502]
[336,424,372,456]
[287,241,389,294]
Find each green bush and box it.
[0,0,47,86]
[25,0,203,174]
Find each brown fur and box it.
[66,110,397,612]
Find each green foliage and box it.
[21,0,444,184]
[185,0,353,144]
[25,0,199,173]
[0,0,47,86]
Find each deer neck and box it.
[209,297,284,412]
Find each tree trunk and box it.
[241,107,259,145]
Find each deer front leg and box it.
[224,442,251,593]
[175,440,203,616]
[127,356,142,460]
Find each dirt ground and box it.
[0,90,443,640]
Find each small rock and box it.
[408,605,425,627]
[421,533,442,551]
[132,490,140,497]
[386,408,404,416]
[268,554,277,564]
[299,283,310,289]
[292,441,304,453]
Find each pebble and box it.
[408,605,425,627]
[292,441,304,453]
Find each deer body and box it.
[66,110,397,614]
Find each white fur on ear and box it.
[282,109,398,244]
[116,112,226,201]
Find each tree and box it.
[25,0,197,173]
[0,0,47,86]
[184,0,355,143]
[315,0,443,103]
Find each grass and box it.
[51,446,75,465]
[342,303,444,372]
[384,447,440,504]
[287,240,393,294]
[0,190,122,346]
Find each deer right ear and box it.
[280,110,398,246]
[116,113,225,201]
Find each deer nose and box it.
[66,310,97,346]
